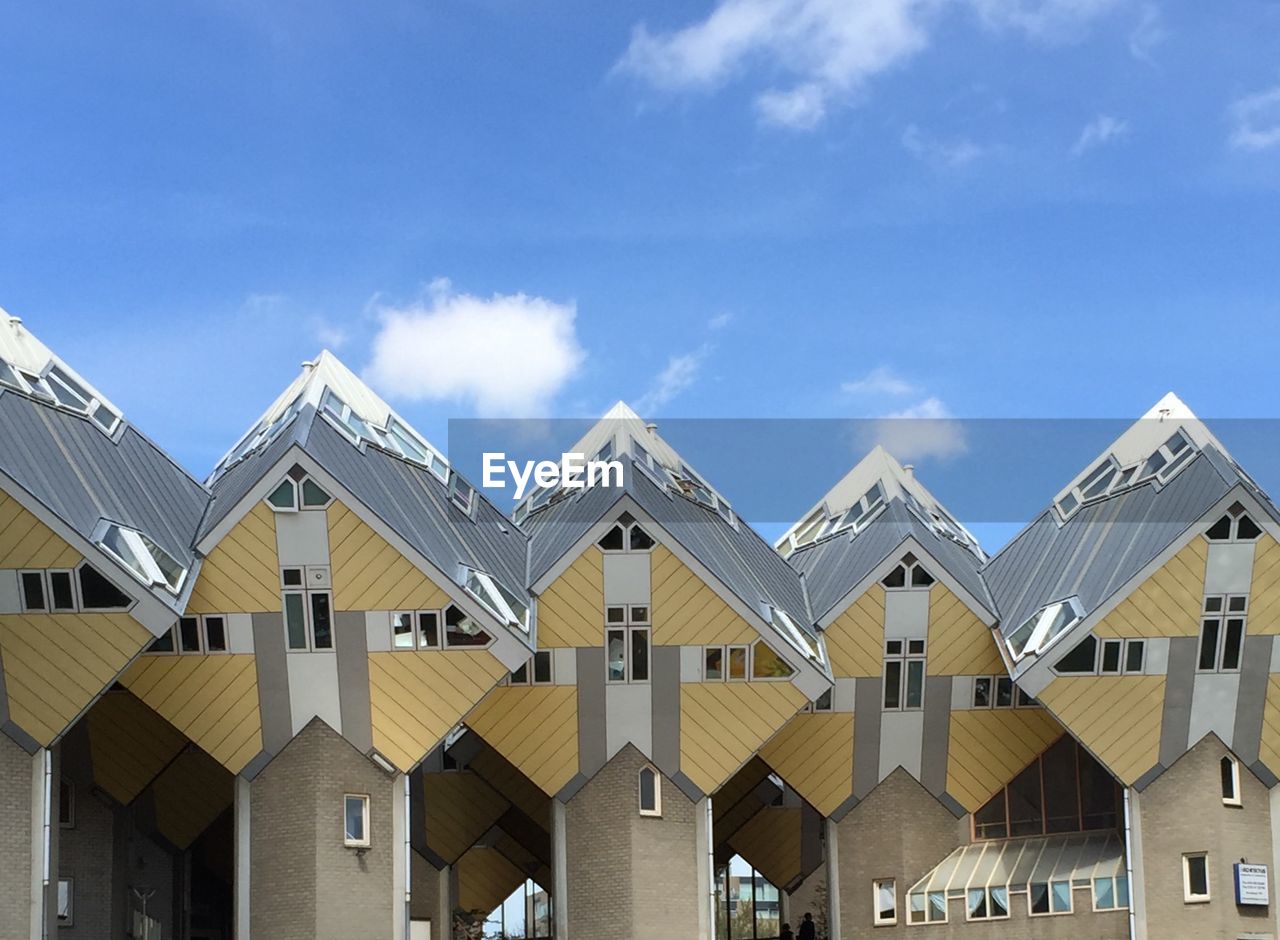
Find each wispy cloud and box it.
[312,318,350,350]
[363,278,585,416]
[902,123,986,168]
[614,0,1118,129]
[842,365,919,397]
[1229,86,1280,153]
[634,346,710,414]
[708,312,734,330]
[867,395,968,461]
[1128,3,1167,64]
[1071,114,1129,156]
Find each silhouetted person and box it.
[797,912,816,940]
[780,924,794,940]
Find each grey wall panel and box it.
[576,648,607,778]
[920,676,952,797]
[1158,637,1197,767]
[335,611,373,754]
[852,678,883,799]
[651,646,681,778]
[1233,635,1273,766]
[252,611,293,754]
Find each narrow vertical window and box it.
[19,571,46,611]
[59,779,74,828]
[284,593,308,650]
[873,879,896,925]
[533,650,554,685]
[57,878,73,925]
[310,592,333,649]
[638,765,661,817]
[47,571,76,612]
[1182,853,1209,902]
[606,606,651,683]
[178,616,202,653]
[204,616,228,652]
[883,639,926,710]
[418,611,440,649]
[1221,757,1241,807]
[392,613,415,649]
[727,645,748,680]
[344,794,371,847]
[705,647,724,680]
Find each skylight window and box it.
[461,567,529,632]
[768,606,822,663]
[1005,597,1084,660]
[1056,430,1197,520]
[0,360,121,433]
[780,483,886,557]
[316,389,452,482]
[95,523,186,595]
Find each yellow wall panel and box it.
[1250,535,1280,632]
[1036,675,1165,785]
[86,691,189,805]
[537,548,604,648]
[0,490,81,569]
[423,771,511,864]
[327,502,451,612]
[680,682,807,795]
[1259,678,1280,773]
[368,650,507,772]
[1094,538,1207,639]
[927,586,1004,676]
[728,806,802,892]
[188,502,281,614]
[0,611,148,745]
[457,846,525,916]
[651,546,758,647]
[151,747,234,849]
[121,655,263,774]
[945,709,1066,812]
[823,585,885,678]
[759,713,853,817]
[466,685,579,797]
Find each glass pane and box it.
[311,593,333,649]
[1221,757,1236,800]
[877,882,895,920]
[905,660,924,709]
[607,631,626,681]
[990,886,1008,917]
[883,661,902,709]
[638,768,656,812]
[1051,881,1071,912]
[392,614,414,649]
[598,526,625,551]
[631,630,649,681]
[1101,641,1122,673]
[1222,620,1244,670]
[78,565,130,609]
[928,892,946,922]
[1199,619,1221,670]
[882,565,906,588]
[705,647,723,680]
[510,662,529,684]
[301,478,331,507]
[533,650,553,684]
[751,643,794,678]
[1007,761,1043,836]
[1116,875,1129,908]
[418,611,439,648]
[1229,595,1248,612]
[1030,883,1049,914]
[995,676,1013,707]
[967,888,987,918]
[606,606,627,624]
[815,688,833,711]
[204,617,227,652]
[147,629,175,653]
[282,567,304,587]
[1094,877,1114,910]
[973,676,992,707]
[1238,515,1263,540]
[179,617,201,653]
[285,593,308,649]
[344,797,366,842]
[629,525,655,551]
[908,893,926,923]
[444,605,490,647]
[20,572,46,611]
[1041,737,1078,833]
[728,646,747,680]
[268,480,296,509]
[48,572,75,611]
[973,790,1007,839]
[1125,641,1145,673]
[630,605,650,624]
[1188,856,1208,896]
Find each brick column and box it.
[825,817,840,940]
[0,734,49,940]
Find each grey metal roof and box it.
[523,478,626,585]
[788,497,994,624]
[984,446,1251,637]
[0,388,208,582]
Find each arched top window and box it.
[598,512,656,553]
[638,765,661,817]
[1206,502,1263,543]
[1221,756,1241,806]
[882,552,935,590]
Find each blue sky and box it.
[3,0,1280,541]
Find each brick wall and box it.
[409,851,441,930]
[1139,734,1275,939]
[251,719,398,940]
[565,745,699,939]
[0,734,34,938]
[57,784,114,938]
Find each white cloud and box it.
[363,279,585,417]
[866,395,968,461]
[313,319,350,350]
[902,123,985,167]
[708,312,733,330]
[1071,114,1129,156]
[1128,3,1167,63]
[842,365,919,397]
[615,0,1118,129]
[634,346,710,414]
[1229,86,1280,153]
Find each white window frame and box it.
[462,566,529,631]
[509,650,554,686]
[44,569,78,612]
[56,876,73,926]
[1182,853,1210,903]
[880,553,935,591]
[873,878,897,926]
[95,522,187,595]
[73,561,133,612]
[965,885,1010,922]
[907,890,947,924]
[442,604,493,650]
[1198,594,1247,674]
[1221,756,1242,807]
[1090,875,1129,912]
[606,606,651,684]
[1028,879,1073,916]
[282,568,334,652]
[883,638,926,711]
[1007,597,1084,661]
[18,570,48,612]
[637,765,662,817]
[804,688,834,713]
[343,793,371,848]
[448,473,475,514]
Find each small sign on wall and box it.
[1234,862,1269,906]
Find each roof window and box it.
[1056,429,1197,520]
[461,567,529,632]
[0,358,121,433]
[95,523,186,595]
[1006,597,1084,661]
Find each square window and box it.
[392,613,415,650]
[907,639,925,656]
[204,616,228,652]
[630,605,650,624]
[1100,639,1122,674]
[606,606,627,624]
[973,677,992,708]
[705,647,724,681]
[1182,853,1209,902]
[728,646,748,680]
[281,567,304,588]
[344,794,370,847]
[1124,640,1145,674]
[178,616,202,653]
[885,639,903,656]
[995,676,1014,708]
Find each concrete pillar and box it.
[393,774,407,940]
[695,796,712,940]
[551,799,568,940]
[436,865,451,940]
[234,775,251,940]
[1127,786,1147,940]
[824,818,840,940]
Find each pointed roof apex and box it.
[1141,390,1196,422]
[601,400,644,422]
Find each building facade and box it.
[0,310,1277,939]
